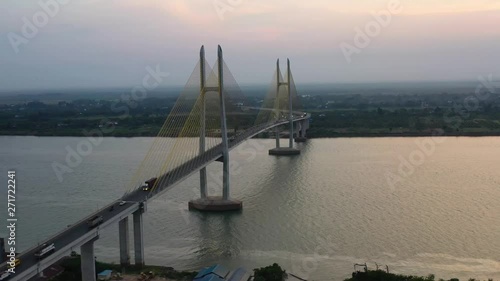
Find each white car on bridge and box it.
[0,271,11,281]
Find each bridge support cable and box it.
[148,51,240,195]
[122,60,206,195]
[122,50,226,197]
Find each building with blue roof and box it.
[194,264,230,280]
[195,274,225,281]
[227,267,250,281]
[97,269,113,280]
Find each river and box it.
[0,136,499,280]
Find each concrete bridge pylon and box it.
[188,45,243,212]
[269,59,301,156]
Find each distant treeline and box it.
[2,91,500,137]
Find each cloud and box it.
[1,0,500,90]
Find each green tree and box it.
[253,263,287,281]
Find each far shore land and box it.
[3,91,500,140]
[3,131,500,138]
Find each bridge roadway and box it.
[0,114,309,281]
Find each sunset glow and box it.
[1,0,499,89]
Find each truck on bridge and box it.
[87,215,104,228]
[141,177,157,191]
[34,243,55,259]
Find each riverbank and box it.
[344,270,494,281]
[51,256,197,281]
[49,257,494,281]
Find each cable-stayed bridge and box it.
[0,45,310,281]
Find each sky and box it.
[0,0,499,90]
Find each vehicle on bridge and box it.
[87,215,104,228]
[0,258,21,280]
[0,271,10,281]
[11,258,20,268]
[141,177,157,191]
[35,243,55,259]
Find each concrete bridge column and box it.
[199,45,208,199]
[119,217,130,267]
[303,118,309,137]
[273,58,281,150]
[295,120,307,142]
[287,59,294,149]
[81,236,99,281]
[275,126,280,148]
[0,238,4,263]
[133,209,144,267]
[38,265,45,278]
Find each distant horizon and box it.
[0,79,487,94]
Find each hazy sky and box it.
[1,0,499,90]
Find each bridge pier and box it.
[188,196,242,211]
[133,210,144,267]
[81,236,99,281]
[295,120,308,142]
[269,146,300,155]
[274,126,280,148]
[119,217,130,267]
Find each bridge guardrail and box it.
[0,198,135,270]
